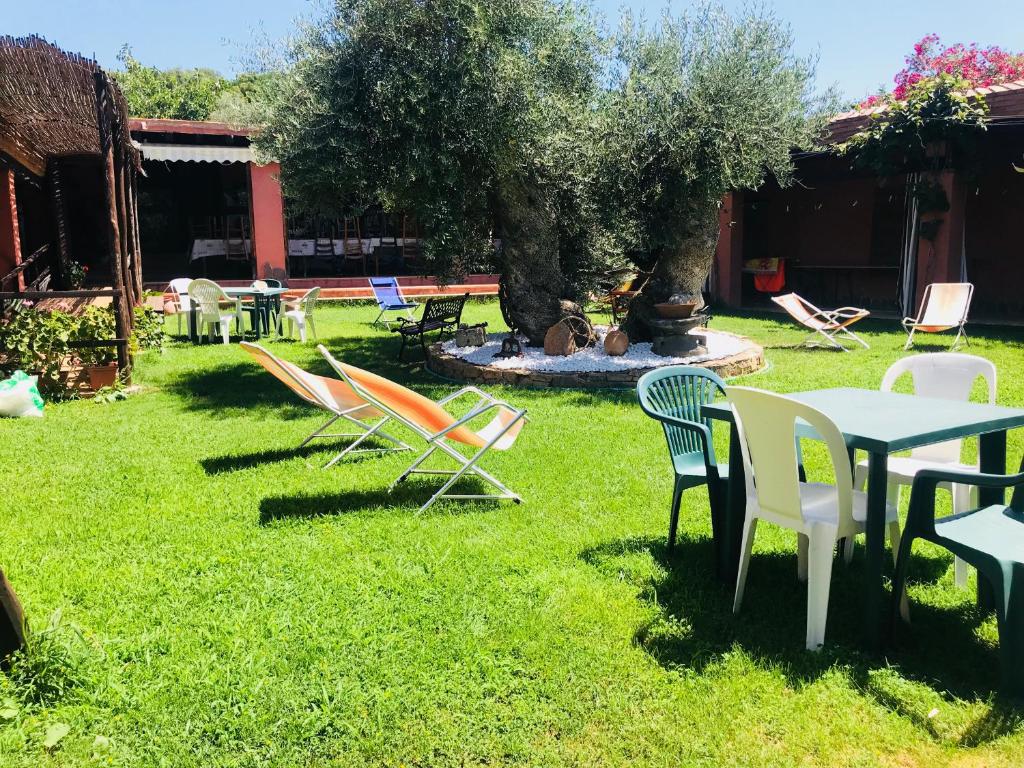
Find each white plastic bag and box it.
[0,370,44,418]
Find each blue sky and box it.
[6,0,1024,102]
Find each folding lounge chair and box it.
[772,292,870,351]
[317,345,528,513]
[902,282,974,350]
[370,277,419,328]
[240,342,411,467]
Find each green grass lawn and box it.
[1,300,1023,767]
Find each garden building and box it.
[712,80,1024,319]
[0,35,141,371]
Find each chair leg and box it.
[732,516,758,614]
[297,317,307,343]
[904,328,915,351]
[667,477,684,552]
[890,532,915,632]
[806,523,838,651]
[220,321,230,345]
[952,483,973,588]
[308,317,318,341]
[888,520,910,622]
[997,574,1024,695]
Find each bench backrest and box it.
[420,293,469,327]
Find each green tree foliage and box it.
[113,46,227,121]
[256,0,616,342]
[839,74,988,178]
[210,71,282,127]
[596,5,831,330]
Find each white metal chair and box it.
[240,342,410,467]
[166,278,193,337]
[902,282,974,350]
[187,279,244,344]
[727,386,902,650]
[279,287,320,342]
[852,353,997,587]
[318,345,528,513]
[772,293,870,350]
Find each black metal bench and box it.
[393,293,469,360]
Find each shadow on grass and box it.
[258,477,496,524]
[580,533,1023,740]
[200,439,400,474]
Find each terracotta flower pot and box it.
[86,363,118,390]
[604,329,629,356]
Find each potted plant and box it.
[75,307,118,390]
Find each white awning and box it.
[133,141,255,164]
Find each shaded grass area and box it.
[0,299,1023,766]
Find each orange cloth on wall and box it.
[753,258,785,293]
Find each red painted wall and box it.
[965,137,1024,317]
[247,162,287,281]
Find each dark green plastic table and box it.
[702,387,1024,651]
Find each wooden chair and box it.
[392,293,468,361]
[600,273,649,324]
[401,216,421,271]
[340,217,365,275]
[224,214,253,276]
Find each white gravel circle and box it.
[441,327,750,373]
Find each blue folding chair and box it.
[370,277,419,328]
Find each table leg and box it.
[189,306,199,343]
[253,296,262,340]
[863,451,889,651]
[718,422,746,584]
[976,430,1007,610]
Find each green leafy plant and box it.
[5,610,87,708]
[62,260,86,290]
[75,307,117,368]
[131,305,164,352]
[0,305,78,393]
[112,46,226,121]
[840,74,988,177]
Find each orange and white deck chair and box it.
[317,345,528,513]
[240,342,410,468]
[772,293,870,351]
[902,282,974,350]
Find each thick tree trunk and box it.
[623,201,720,341]
[495,176,588,346]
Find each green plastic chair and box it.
[637,366,729,551]
[892,458,1024,694]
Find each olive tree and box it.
[257,0,612,344]
[597,6,831,338]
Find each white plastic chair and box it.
[187,278,244,344]
[902,283,974,350]
[852,353,997,587]
[279,287,320,342]
[167,278,193,336]
[727,386,902,650]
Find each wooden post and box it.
[128,168,143,296]
[94,72,130,376]
[48,159,71,289]
[712,191,744,306]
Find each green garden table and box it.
[702,387,1024,651]
[188,286,287,342]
